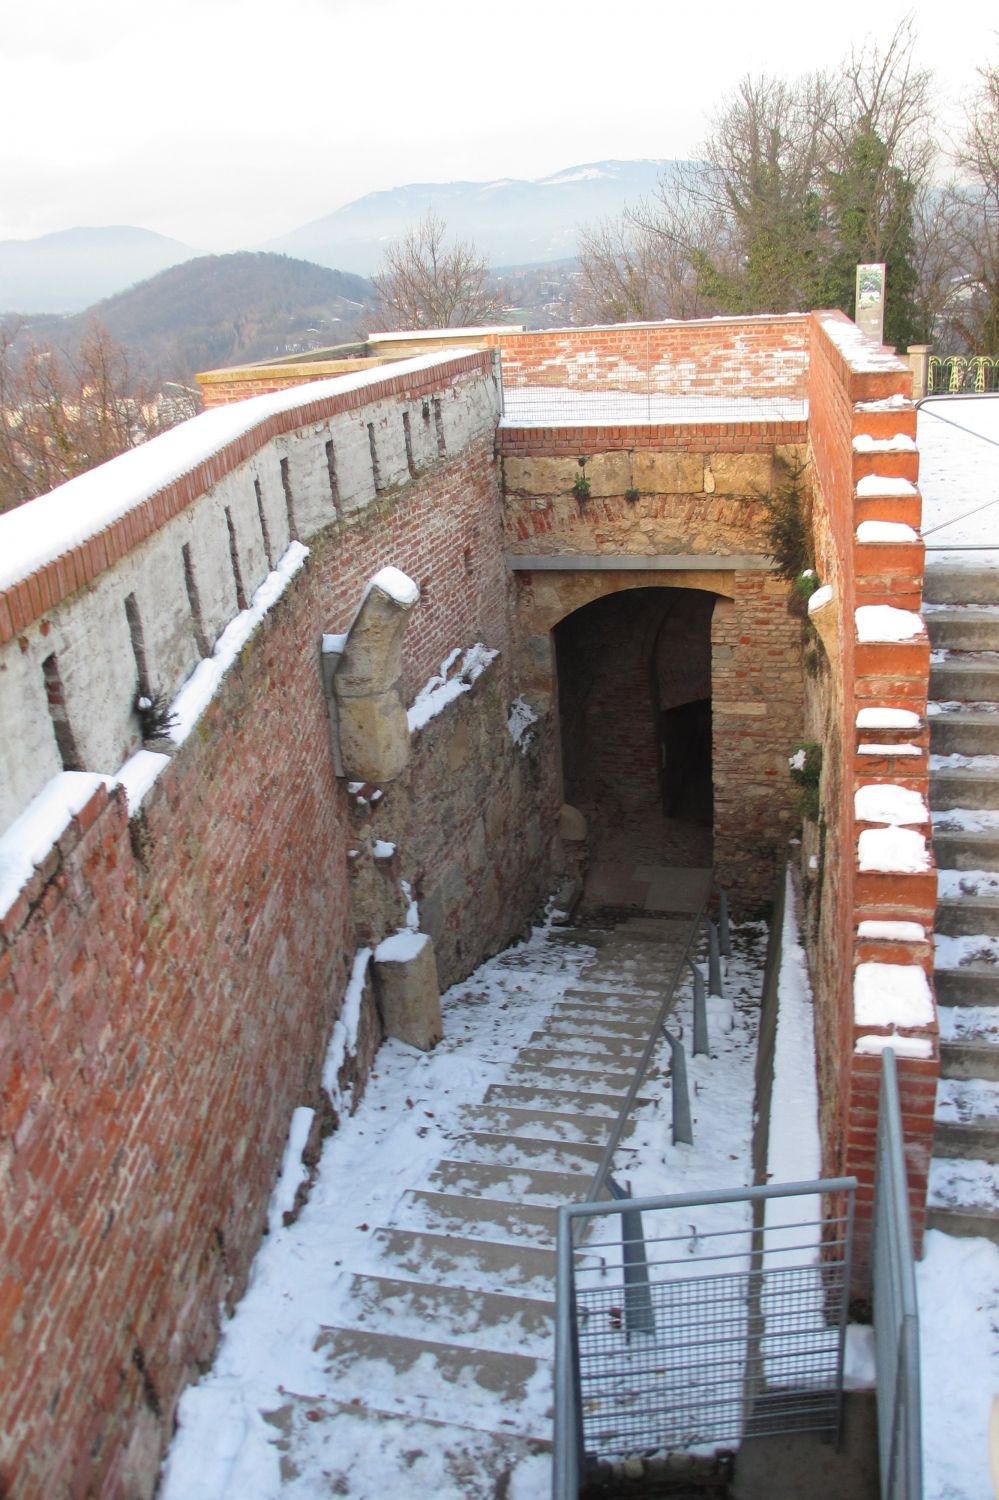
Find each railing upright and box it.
[873,1047,923,1500]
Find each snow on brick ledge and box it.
[856,706,921,731]
[855,1034,934,1059]
[854,783,928,826]
[855,520,919,544]
[858,919,927,943]
[857,742,923,757]
[854,962,935,1030]
[855,605,924,642]
[858,826,930,873]
[808,584,833,615]
[855,475,918,498]
[852,434,917,453]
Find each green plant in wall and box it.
[788,740,822,822]
[761,460,813,583]
[571,465,591,507]
[624,486,640,503]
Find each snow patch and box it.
[407,644,498,733]
[0,771,107,920]
[853,962,935,1029]
[854,1034,933,1058]
[365,566,419,608]
[321,948,373,1112]
[856,706,920,730]
[855,474,918,497]
[855,520,919,543]
[374,929,429,964]
[852,433,916,453]
[807,584,833,614]
[266,1107,315,1234]
[857,826,930,873]
[857,919,926,943]
[507,695,537,750]
[855,604,924,642]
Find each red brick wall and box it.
[805,310,935,1279]
[0,409,539,1496]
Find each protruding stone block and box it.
[559,803,588,841]
[373,930,443,1050]
[337,690,410,784]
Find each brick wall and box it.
[0,356,552,1497]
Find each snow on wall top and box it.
[817,313,908,375]
[0,350,477,596]
[855,605,924,643]
[854,962,935,1029]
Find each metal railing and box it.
[872,1048,922,1500]
[553,1178,857,1498]
[927,355,999,395]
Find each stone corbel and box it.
[323,567,420,784]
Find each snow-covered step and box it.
[312,1327,551,1437]
[934,1078,999,1161]
[926,1157,999,1242]
[931,709,999,756]
[930,658,999,701]
[926,608,999,651]
[341,1275,554,1354]
[535,1015,652,1042]
[924,567,999,607]
[931,767,999,810]
[555,991,662,1016]
[523,1030,645,1060]
[459,1102,633,1144]
[261,1395,551,1500]
[510,1054,644,1088]
[401,1189,558,1245]
[482,1083,651,1118]
[932,829,999,871]
[934,895,999,938]
[426,1159,593,1204]
[939,1006,999,1081]
[447,1131,608,1173]
[371,1228,556,1296]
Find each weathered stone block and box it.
[559,803,588,841]
[503,456,579,494]
[586,453,632,497]
[706,454,774,496]
[336,690,410,782]
[373,931,443,1050]
[632,452,704,494]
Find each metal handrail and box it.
[916,392,999,545]
[586,889,712,1205]
[873,1048,922,1500]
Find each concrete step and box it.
[262,1394,551,1497]
[524,1031,645,1060]
[924,567,999,606]
[927,1157,999,1243]
[458,1103,629,1145]
[934,1079,999,1161]
[931,710,999,756]
[926,607,999,651]
[449,1131,608,1173]
[402,1189,558,1245]
[934,896,999,937]
[562,982,662,1001]
[932,830,999,870]
[313,1326,550,1437]
[371,1227,556,1296]
[930,658,999,700]
[540,1014,653,1042]
[931,767,999,809]
[341,1274,554,1353]
[483,1083,650,1117]
[938,1004,999,1073]
[426,1158,594,1204]
[510,1053,644,1088]
[934,964,999,1006]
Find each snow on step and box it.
[482,1083,652,1117]
[447,1131,608,1171]
[456,1104,627,1146]
[928,1157,999,1214]
[524,1029,645,1058]
[401,1189,558,1245]
[340,1275,554,1354]
[261,1396,551,1500]
[939,1007,999,1045]
[371,1228,556,1296]
[313,1327,551,1437]
[427,1159,594,1203]
[510,1054,644,1089]
[937,868,999,900]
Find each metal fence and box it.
[872,1048,922,1500]
[917,393,999,552]
[554,1178,857,1498]
[927,355,999,395]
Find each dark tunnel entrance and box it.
[554,586,718,908]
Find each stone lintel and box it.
[505,553,774,572]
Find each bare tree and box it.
[0,321,160,513]
[946,61,999,352]
[372,211,501,330]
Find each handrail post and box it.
[688,958,709,1056]
[553,1208,582,1500]
[708,919,724,996]
[717,888,732,957]
[662,1029,693,1145]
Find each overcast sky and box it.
[1,0,996,251]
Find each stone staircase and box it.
[925,565,999,1241]
[266,916,693,1494]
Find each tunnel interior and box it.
[554,586,717,891]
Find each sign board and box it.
[855,263,886,345]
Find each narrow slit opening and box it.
[124,593,151,700]
[433,397,446,456]
[224,507,248,611]
[325,439,341,516]
[254,477,274,569]
[367,422,382,492]
[280,456,298,540]
[182,543,210,658]
[42,653,82,771]
[402,411,416,478]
